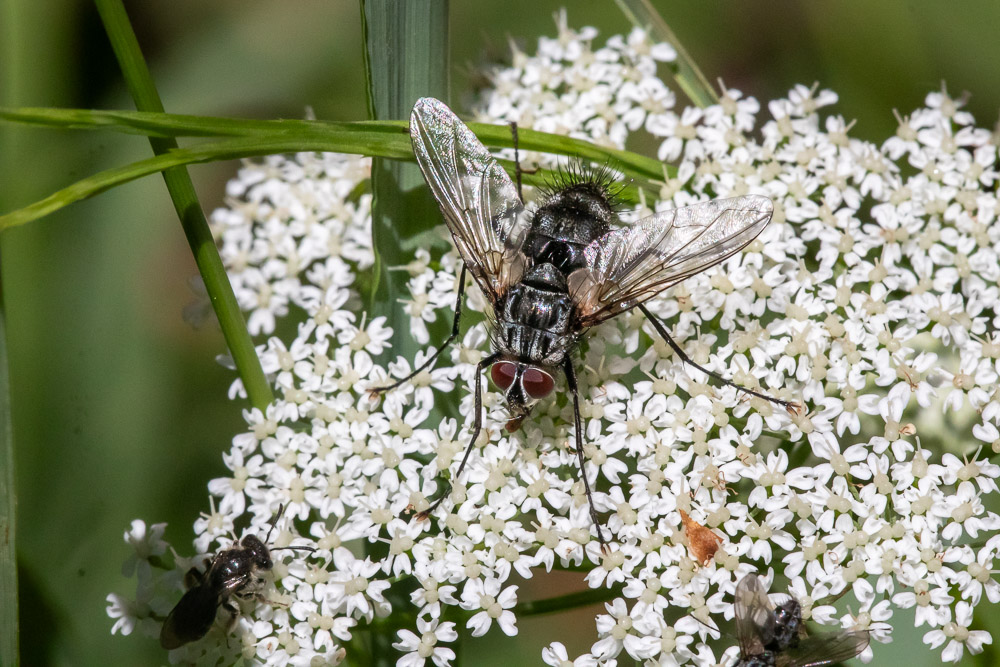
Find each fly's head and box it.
[240,534,274,571]
[489,360,556,432]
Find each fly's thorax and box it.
[207,547,255,591]
[770,598,803,650]
[495,283,576,365]
[535,181,616,233]
[522,207,610,275]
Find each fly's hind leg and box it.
[563,357,611,553]
[221,599,242,635]
[639,304,798,412]
[417,351,501,521]
[372,264,468,395]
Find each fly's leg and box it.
[221,600,241,634]
[183,561,210,590]
[639,304,797,412]
[417,351,501,520]
[373,264,468,394]
[563,357,611,553]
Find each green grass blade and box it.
[0,106,407,139]
[0,136,387,230]
[0,108,663,180]
[0,132,655,232]
[614,0,718,108]
[93,0,273,411]
[0,107,668,180]
[469,122,667,180]
[0,301,18,667]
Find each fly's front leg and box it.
[563,357,610,553]
[417,351,502,520]
[373,264,468,395]
[510,121,523,201]
[639,304,798,412]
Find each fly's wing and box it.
[569,195,772,328]
[776,630,870,667]
[409,97,527,302]
[734,573,777,658]
[159,584,222,649]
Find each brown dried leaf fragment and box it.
[679,509,724,566]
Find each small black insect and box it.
[378,97,793,548]
[732,573,870,667]
[159,505,314,649]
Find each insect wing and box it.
[410,97,527,301]
[734,574,777,658]
[569,195,772,327]
[776,630,870,667]
[160,583,223,649]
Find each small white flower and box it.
[923,601,992,662]
[460,577,519,637]
[393,617,458,667]
[121,519,167,578]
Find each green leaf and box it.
[361,2,449,663]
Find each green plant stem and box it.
[614,0,718,108]
[92,0,273,411]
[514,584,623,616]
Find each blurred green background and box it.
[2,0,1000,664]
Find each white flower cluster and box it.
[108,11,1000,666]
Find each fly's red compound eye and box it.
[490,362,518,390]
[521,368,555,399]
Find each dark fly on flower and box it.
[375,97,794,549]
[159,505,315,650]
[732,574,870,667]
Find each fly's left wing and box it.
[777,630,871,667]
[734,573,776,659]
[409,97,528,302]
[159,584,222,649]
[568,195,772,328]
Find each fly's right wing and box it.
[734,573,777,659]
[409,97,528,301]
[777,630,871,667]
[569,195,772,328]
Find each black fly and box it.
[159,504,315,649]
[376,97,794,549]
[732,573,870,667]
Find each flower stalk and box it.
[93,0,273,410]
